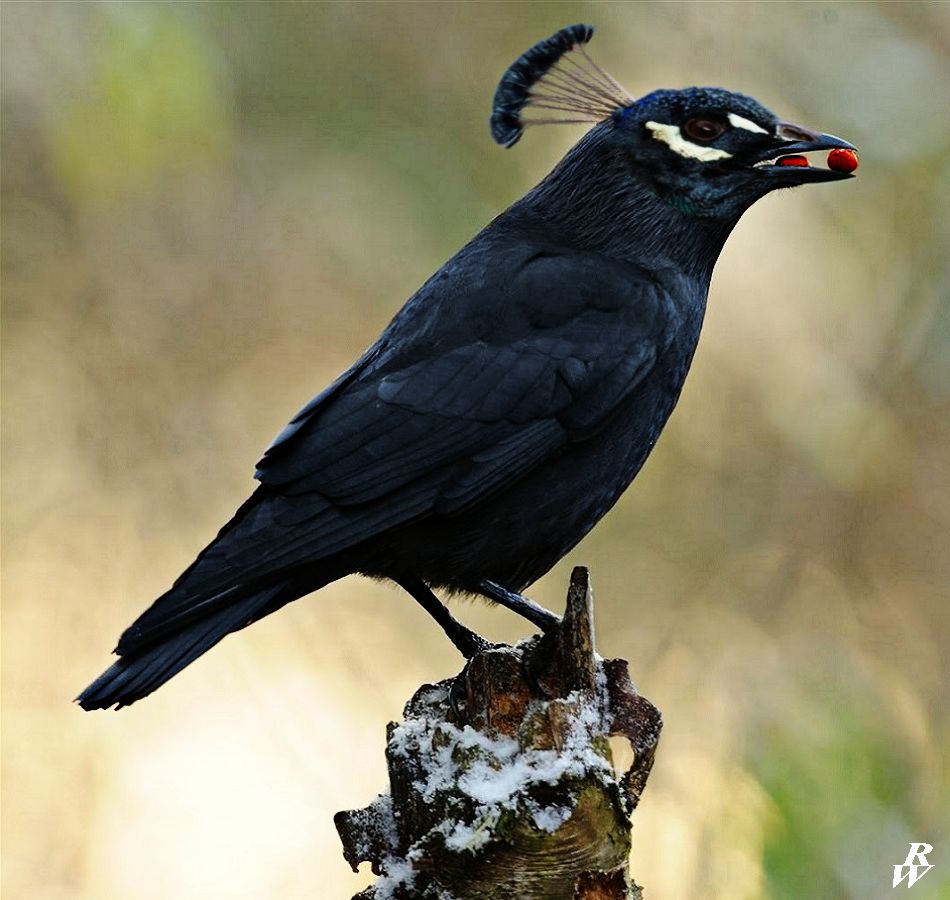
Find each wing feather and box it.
[127,251,675,646]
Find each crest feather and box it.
[490,24,633,148]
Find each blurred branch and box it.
[335,568,662,899]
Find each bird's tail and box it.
[76,583,288,710]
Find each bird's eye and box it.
[683,117,727,143]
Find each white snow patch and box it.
[372,857,416,900]
[530,802,575,833]
[387,688,611,856]
[348,794,399,864]
[440,815,496,853]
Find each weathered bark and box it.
[335,567,662,899]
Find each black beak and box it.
[748,121,858,183]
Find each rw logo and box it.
[893,843,934,889]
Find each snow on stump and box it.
[335,567,662,899]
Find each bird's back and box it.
[362,236,708,593]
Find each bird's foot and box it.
[451,624,495,660]
[477,579,561,632]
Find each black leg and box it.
[477,580,561,632]
[396,575,492,659]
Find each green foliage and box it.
[47,7,231,204]
[751,662,949,899]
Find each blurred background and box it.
[3,2,948,898]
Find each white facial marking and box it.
[645,121,733,162]
[728,113,768,134]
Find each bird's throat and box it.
[520,125,736,281]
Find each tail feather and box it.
[76,585,284,710]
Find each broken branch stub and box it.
[335,567,662,899]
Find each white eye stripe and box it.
[645,121,734,162]
[727,113,768,134]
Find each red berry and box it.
[777,155,809,167]
[827,148,859,173]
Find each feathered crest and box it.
[490,24,633,148]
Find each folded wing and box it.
[119,252,673,653]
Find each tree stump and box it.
[335,567,662,899]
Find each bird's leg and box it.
[396,575,492,659]
[477,579,561,632]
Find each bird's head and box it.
[607,87,856,218]
[491,26,857,222]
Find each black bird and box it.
[78,25,856,710]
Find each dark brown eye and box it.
[683,117,727,142]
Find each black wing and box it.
[119,251,677,650]
[257,250,675,494]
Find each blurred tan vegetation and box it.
[2,2,948,899]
